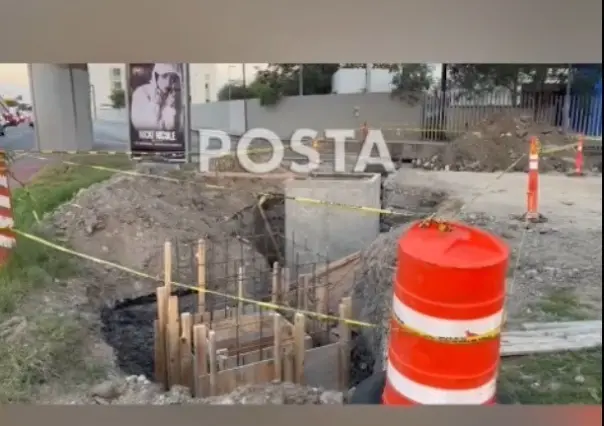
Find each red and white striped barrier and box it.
[0,152,16,264]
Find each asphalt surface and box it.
[0,121,130,153]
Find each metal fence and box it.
[409,91,603,142]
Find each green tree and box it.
[109,88,126,109]
[389,64,434,103]
[217,83,254,101]
[216,64,341,106]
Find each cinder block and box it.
[284,173,381,273]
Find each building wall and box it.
[331,67,396,94]
[88,63,126,113]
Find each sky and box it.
[0,63,31,102]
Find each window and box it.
[111,80,123,91]
[204,82,211,103]
[110,67,122,79]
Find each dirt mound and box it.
[41,169,282,306]
[414,112,577,173]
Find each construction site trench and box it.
[97,172,445,388]
[99,193,288,381]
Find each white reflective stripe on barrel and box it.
[386,360,497,405]
[391,294,503,339]
[0,234,16,248]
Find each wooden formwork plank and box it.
[272,262,281,304]
[273,313,283,382]
[197,239,207,313]
[154,286,169,388]
[208,330,218,396]
[283,344,295,383]
[164,241,172,294]
[193,323,208,397]
[179,312,194,390]
[166,295,180,389]
[293,313,306,385]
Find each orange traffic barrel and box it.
[0,153,16,266]
[382,220,509,405]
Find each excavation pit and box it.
[284,173,382,274]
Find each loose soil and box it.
[351,167,602,402]
[3,153,601,404]
[414,112,602,173]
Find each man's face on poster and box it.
[155,71,180,94]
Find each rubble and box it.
[412,112,580,173]
[51,377,346,405]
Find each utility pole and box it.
[298,64,304,96]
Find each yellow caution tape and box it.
[12,226,506,339]
[10,227,376,329]
[391,314,501,344]
[276,194,405,216]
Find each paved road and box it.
[0,121,130,153]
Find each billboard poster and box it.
[127,63,186,161]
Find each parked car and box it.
[0,114,6,136]
[28,112,35,127]
[2,112,18,126]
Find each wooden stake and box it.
[216,348,228,371]
[155,286,168,388]
[271,262,280,304]
[283,346,294,383]
[197,239,206,314]
[193,323,208,397]
[293,313,306,385]
[338,297,352,391]
[208,330,218,396]
[166,295,180,389]
[282,267,291,305]
[273,313,283,382]
[179,312,193,390]
[302,275,310,311]
[315,278,328,316]
[164,241,172,294]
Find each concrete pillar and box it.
[284,173,381,273]
[28,64,93,151]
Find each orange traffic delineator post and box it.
[382,219,508,405]
[525,137,541,222]
[0,151,16,265]
[569,135,585,177]
[361,122,369,142]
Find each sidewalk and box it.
[8,155,52,189]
